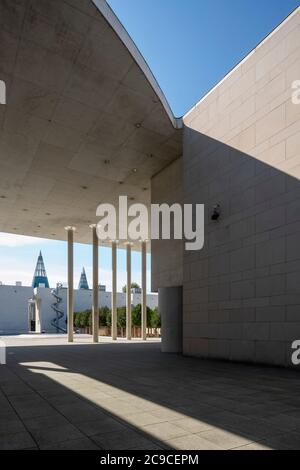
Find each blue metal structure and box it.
[51,283,66,333]
[78,267,89,290]
[32,251,49,288]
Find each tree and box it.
[117,306,126,329]
[122,282,140,293]
[132,303,141,326]
[147,306,154,327]
[99,306,111,327]
[150,307,161,328]
[131,304,159,328]
[74,312,81,328]
[74,310,92,328]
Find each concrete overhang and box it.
[0,0,182,246]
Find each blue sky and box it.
[108,0,300,116]
[0,0,298,290]
[0,233,149,292]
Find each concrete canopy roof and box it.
[0,0,182,246]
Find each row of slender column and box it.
[65,226,147,343]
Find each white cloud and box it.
[0,233,49,248]
[0,267,33,286]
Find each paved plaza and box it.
[0,335,299,450]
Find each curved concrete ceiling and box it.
[0,0,182,245]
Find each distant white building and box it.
[0,253,157,335]
[0,284,158,335]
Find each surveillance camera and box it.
[211,204,220,221]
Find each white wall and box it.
[0,285,33,334]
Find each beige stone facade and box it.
[152,7,300,367]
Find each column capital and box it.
[89,223,97,229]
[64,226,76,231]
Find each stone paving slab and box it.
[0,335,299,450]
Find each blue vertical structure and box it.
[32,251,50,288]
[78,267,89,290]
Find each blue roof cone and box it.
[78,267,89,290]
[32,251,49,288]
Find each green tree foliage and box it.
[74,310,92,328]
[132,304,160,327]
[99,306,111,327]
[74,305,161,330]
[132,303,141,326]
[122,282,140,293]
[151,307,161,328]
[117,306,126,329]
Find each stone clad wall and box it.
[182,8,300,366]
[151,157,183,292]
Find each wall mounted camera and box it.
[211,204,221,221]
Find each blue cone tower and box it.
[32,251,49,288]
[78,267,89,290]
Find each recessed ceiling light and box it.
[135,123,141,128]
[132,168,137,173]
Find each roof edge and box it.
[92,0,183,129]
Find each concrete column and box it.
[141,241,147,340]
[126,243,132,340]
[159,286,183,353]
[90,225,99,343]
[111,241,117,340]
[65,226,75,343]
[35,297,41,334]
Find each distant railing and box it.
[76,327,161,338]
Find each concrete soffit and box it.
[92,0,183,129]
